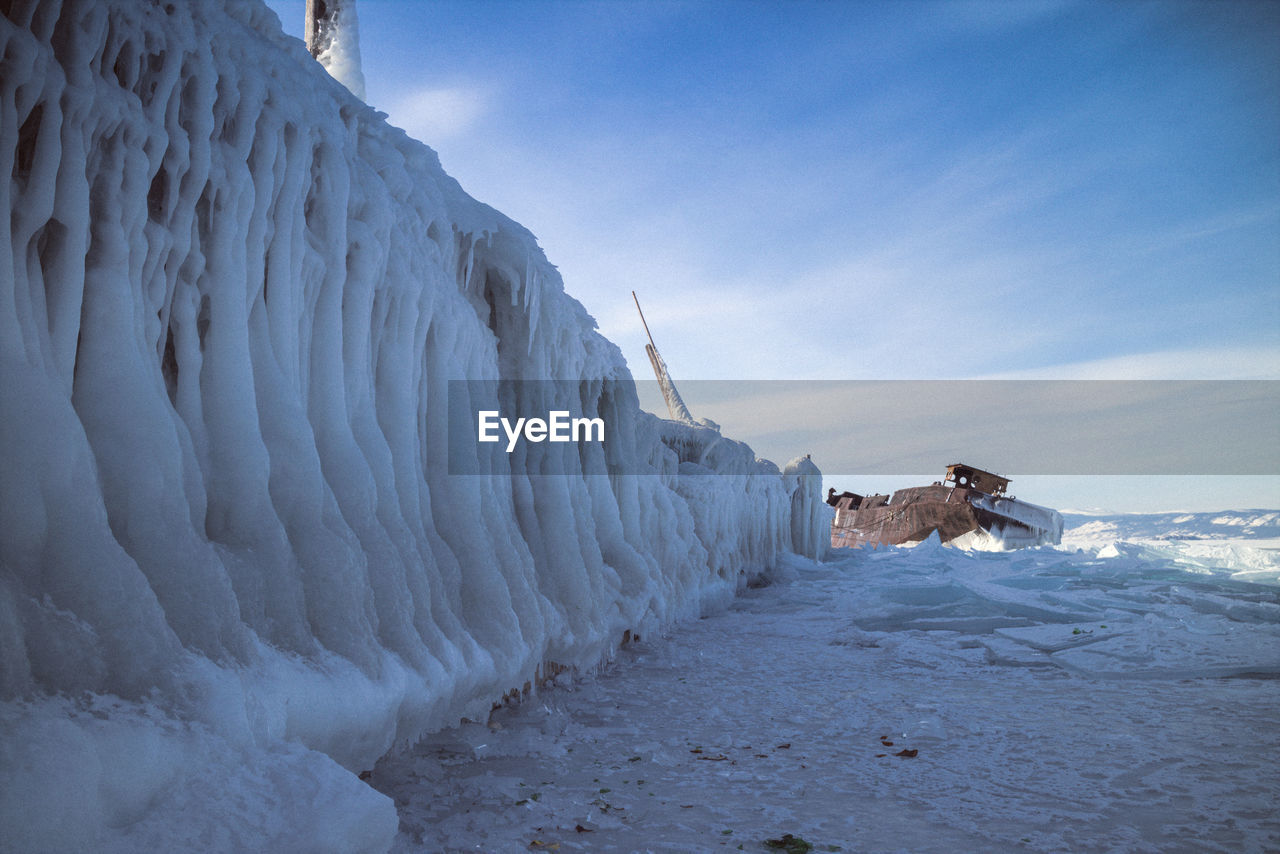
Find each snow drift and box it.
[0,1,829,849]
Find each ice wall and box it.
[0,1,828,849]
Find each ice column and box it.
[305,0,367,100]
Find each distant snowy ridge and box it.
[1060,511,1280,584]
[1063,510,1280,540]
[0,2,828,850]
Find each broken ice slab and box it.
[993,623,1130,654]
[979,636,1056,668]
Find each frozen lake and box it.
[377,517,1280,853]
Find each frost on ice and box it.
[0,1,828,849]
[305,0,366,101]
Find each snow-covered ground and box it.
[377,514,1280,853]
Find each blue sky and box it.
[266,0,1279,510]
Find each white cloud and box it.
[980,344,1280,380]
[388,83,492,143]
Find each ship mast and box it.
[632,292,696,425]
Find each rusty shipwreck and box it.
[826,463,1063,550]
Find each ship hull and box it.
[830,484,1062,550]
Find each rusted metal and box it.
[827,463,1055,549]
[944,463,1008,496]
[633,290,656,353]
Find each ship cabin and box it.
[825,490,885,511]
[944,464,1009,496]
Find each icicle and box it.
[462,234,475,292]
[524,260,541,356]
